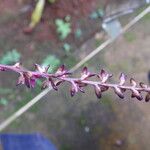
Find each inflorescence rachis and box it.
[0,63,150,102]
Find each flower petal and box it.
[139,82,148,88]
[119,73,127,85]
[56,65,65,74]
[70,81,78,97]
[55,80,64,86]
[99,69,112,83]
[55,65,70,78]
[145,92,150,102]
[80,67,95,80]
[41,80,49,90]
[16,74,25,86]
[101,86,109,92]
[78,87,85,93]
[70,88,75,97]
[114,87,124,99]
[35,64,46,73]
[131,89,143,101]
[130,78,137,87]
[82,66,88,75]
[13,62,22,69]
[94,85,101,99]
[30,78,36,88]
[49,78,57,91]
[71,81,78,93]
[23,72,33,88]
[45,65,50,73]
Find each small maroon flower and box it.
[98,69,112,83]
[94,85,102,99]
[114,87,124,99]
[23,72,36,88]
[55,65,70,78]
[80,67,95,80]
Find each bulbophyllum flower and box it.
[97,69,113,83]
[0,63,150,102]
[55,65,71,78]
[80,67,96,80]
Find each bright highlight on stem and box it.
[0,63,150,102]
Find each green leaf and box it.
[0,98,9,106]
[90,8,104,19]
[55,19,71,40]
[30,0,45,28]
[90,11,99,19]
[63,43,71,53]
[97,8,104,17]
[0,49,21,65]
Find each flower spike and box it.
[0,63,150,102]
